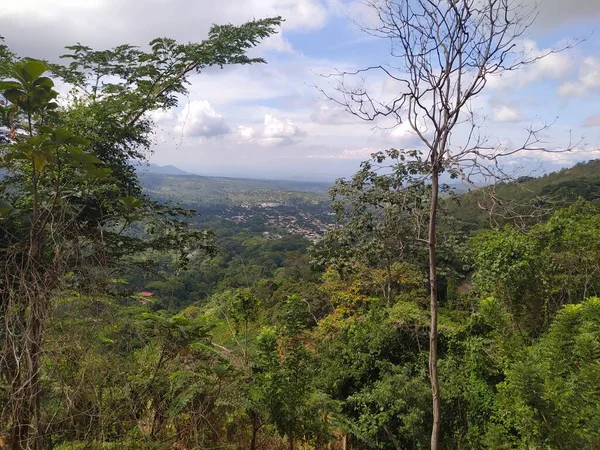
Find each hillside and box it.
[447,159,600,231]
[4,6,600,450]
[140,160,600,238]
[140,173,334,241]
[140,173,330,206]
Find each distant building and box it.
[138,292,154,297]
[137,291,154,305]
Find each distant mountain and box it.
[135,163,189,175]
[139,172,331,208]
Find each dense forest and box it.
[2,2,600,450]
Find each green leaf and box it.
[32,152,49,172]
[119,195,143,211]
[21,60,46,82]
[0,80,21,91]
[53,128,75,146]
[79,152,102,164]
[83,166,111,180]
[3,88,26,105]
[52,128,88,147]
[0,199,12,217]
[33,76,54,88]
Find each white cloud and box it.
[487,40,572,91]
[525,0,600,31]
[263,114,304,141]
[262,33,295,53]
[0,0,104,19]
[308,146,380,160]
[331,0,600,35]
[276,0,328,30]
[558,57,600,97]
[237,125,256,140]
[151,108,176,124]
[310,101,358,125]
[583,113,600,128]
[0,0,328,61]
[175,100,230,138]
[327,0,381,28]
[237,114,307,146]
[379,120,430,148]
[492,106,524,123]
[4,0,598,181]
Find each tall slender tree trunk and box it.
[428,164,441,450]
[10,167,45,450]
[250,413,259,450]
[385,257,394,305]
[27,297,43,450]
[10,280,44,450]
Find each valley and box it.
[140,172,335,241]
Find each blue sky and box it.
[2,0,600,181]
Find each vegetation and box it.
[317,1,572,445]
[1,6,599,450]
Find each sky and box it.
[2,0,600,181]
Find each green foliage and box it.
[0,21,282,448]
[498,298,600,449]
[52,18,281,196]
[315,149,465,307]
[253,296,330,448]
[473,200,600,335]
[316,268,431,449]
[4,18,600,450]
[313,149,431,277]
[447,159,600,232]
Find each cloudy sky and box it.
[2,0,600,181]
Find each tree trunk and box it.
[27,303,43,450]
[250,413,260,450]
[386,257,394,305]
[428,165,441,450]
[10,183,45,450]
[10,291,44,450]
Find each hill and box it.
[139,160,600,237]
[140,173,330,207]
[135,163,190,175]
[448,159,600,231]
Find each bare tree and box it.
[317,1,578,448]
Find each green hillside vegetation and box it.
[2,14,600,450]
[448,159,600,231]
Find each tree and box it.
[254,296,327,450]
[53,17,282,198]
[0,18,281,448]
[313,149,430,304]
[0,60,112,449]
[319,2,575,447]
[316,274,431,450]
